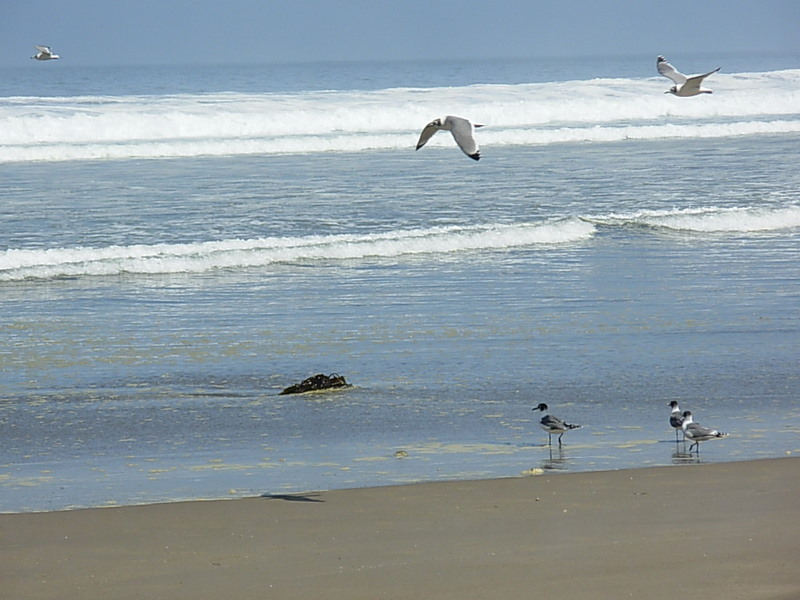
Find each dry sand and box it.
[2,457,798,599]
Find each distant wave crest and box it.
[1,69,799,163]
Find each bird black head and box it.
[533,403,548,412]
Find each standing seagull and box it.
[657,55,719,96]
[416,115,483,160]
[681,411,726,453]
[668,400,685,442]
[32,45,60,60]
[533,403,581,447]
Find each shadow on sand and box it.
[260,492,325,503]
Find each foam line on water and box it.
[2,69,798,163]
[3,205,798,281]
[0,219,595,281]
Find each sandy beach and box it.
[2,457,798,599]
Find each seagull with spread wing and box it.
[657,55,719,96]
[32,45,60,60]
[416,115,483,160]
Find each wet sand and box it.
[2,457,798,599]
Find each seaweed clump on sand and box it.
[279,373,350,395]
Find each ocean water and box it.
[1,55,799,512]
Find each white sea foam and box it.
[0,219,594,281]
[588,205,800,233]
[1,70,799,163]
[3,205,797,281]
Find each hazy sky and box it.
[2,0,799,67]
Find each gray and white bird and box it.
[416,115,483,160]
[681,410,726,453]
[533,403,581,447]
[668,400,685,442]
[657,55,719,96]
[32,45,60,61]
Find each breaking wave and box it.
[1,69,799,163]
[586,205,800,233]
[2,206,797,281]
[0,219,593,281]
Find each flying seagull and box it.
[416,115,483,160]
[32,45,60,61]
[681,411,726,453]
[657,55,719,96]
[533,403,581,447]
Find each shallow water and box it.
[1,57,799,512]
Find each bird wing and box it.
[681,67,721,93]
[446,116,480,160]
[684,422,717,439]
[657,57,687,85]
[415,122,440,150]
[540,414,566,431]
[35,45,52,55]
